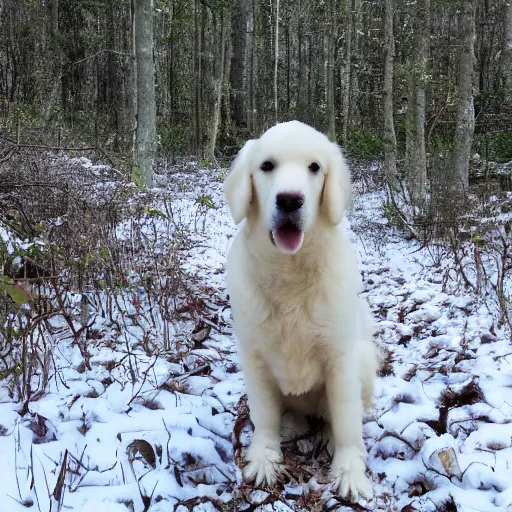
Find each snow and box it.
[1,165,511,511]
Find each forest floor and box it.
[1,160,512,512]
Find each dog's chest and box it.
[261,308,325,396]
[268,345,324,396]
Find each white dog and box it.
[224,121,377,500]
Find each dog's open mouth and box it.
[270,221,304,254]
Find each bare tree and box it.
[405,0,430,210]
[449,0,477,197]
[350,0,362,126]
[505,1,512,105]
[0,0,509,165]
[341,0,353,145]
[206,11,228,162]
[274,0,280,123]
[246,1,255,132]
[134,0,156,188]
[383,0,399,193]
[230,0,249,129]
[326,0,336,141]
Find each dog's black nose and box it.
[276,193,304,213]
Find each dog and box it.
[224,121,377,500]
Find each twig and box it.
[375,430,419,452]
[127,356,160,406]
[68,49,130,67]
[175,364,210,381]
[196,314,223,333]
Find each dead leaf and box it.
[191,324,211,344]
[28,413,56,444]
[437,447,462,480]
[53,450,68,503]
[126,439,156,469]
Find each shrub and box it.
[345,128,384,159]
[474,132,512,163]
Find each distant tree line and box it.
[0,0,511,202]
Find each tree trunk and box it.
[383,0,399,193]
[405,0,430,210]
[341,0,352,145]
[247,0,254,132]
[274,0,279,123]
[505,1,512,105]
[286,27,290,113]
[194,0,200,153]
[206,12,227,162]
[326,14,336,141]
[297,0,305,117]
[130,0,137,165]
[230,0,248,128]
[49,0,59,36]
[350,0,362,126]
[449,0,476,197]
[134,0,156,188]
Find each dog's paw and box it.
[331,446,373,501]
[244,437,283,486]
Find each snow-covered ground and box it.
[1,165,511,511]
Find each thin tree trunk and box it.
[274,0,279,123]
[130,0,137,165]
[307,34,312,117]
[297,0,304,116]
[405,0,430,210]
[383,0,399,193]
[134,0,156,188]
[252,0,259,130]
[230,0,248,128]
[247,0,254,132]
[286,27,290,114]
[206,12,227,162]
[326,10,336,141]
[450,0,476,197]
[194,0,200,152]
[341,0,353,145]
[43,0,61,126]
[505,1,512,105]
[350,0,362,126]
[49,0,58,36]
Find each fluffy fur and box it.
[224,121,378,500]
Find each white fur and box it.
[224,121,378,501]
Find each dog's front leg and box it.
[325,351,373,500]
[240,350,283,486]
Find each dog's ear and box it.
[224,140,256,224]
[321,143,352,225]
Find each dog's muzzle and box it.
[270,193,305,254]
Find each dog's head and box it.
[224,121,351,255]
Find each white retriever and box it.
[224,121,377,500]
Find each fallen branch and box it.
[6,142,115,166]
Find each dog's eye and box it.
[260,161,275,172]
[309,162,320,173]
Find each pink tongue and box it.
[273,223,304,254]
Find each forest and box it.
[0,0,512,511]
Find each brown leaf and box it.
[126,439,156,469]
[437,447,462,480]
[28,413,56,444]
[232,394,252,469]
[174,465,183,487]
[191,325,211,344]
[401,505,419,512]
